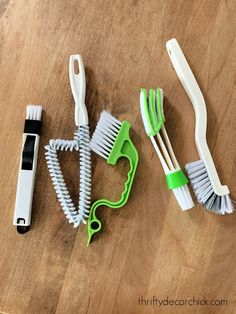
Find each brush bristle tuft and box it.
[26,105,42,121]
[90,111,122,160]
[185,159,234,214]
[172,184,194,211]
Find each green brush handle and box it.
[87,122,138,245]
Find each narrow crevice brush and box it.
[166,38,234,214]
[140,87,194,211]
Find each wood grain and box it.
[0,0,236,313]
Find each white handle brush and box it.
[14,105,42,233]
[140,87,194,211]
[45,54,91,226]
[166,38,233,214]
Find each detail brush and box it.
[13,105,42,233]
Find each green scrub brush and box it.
[88,111,138,244]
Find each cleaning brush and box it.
[14,105,42,233]
[88,111,139,244]
[140,87,194,211]
[45,54,91,226]
[166,38,234,214]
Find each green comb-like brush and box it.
[140,87,194,211]
[88,111,138,245]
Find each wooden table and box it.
[0,1,235,313]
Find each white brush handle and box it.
[14,133,40,227]
[161,126,180,169]
[166,38,229,196]
[69,54,88,126]
[150,136,169,173]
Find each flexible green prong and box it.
[140,88,156,136]
[141,87,165,137]
[149,89,159,130]
[154,88,165,133]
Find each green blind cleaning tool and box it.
[140,87,194,211]
[88,111,138,245]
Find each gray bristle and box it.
[185,159,234,215]
[90,111,122,160]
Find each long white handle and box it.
[166,38,229,196]
[69,54,88,126]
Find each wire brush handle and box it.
[45,126,91,227]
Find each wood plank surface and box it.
[0,0,236,313]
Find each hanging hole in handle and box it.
[168,49,172,55]
[90,221,100,231]
[74,59,80,75]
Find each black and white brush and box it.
[166,38,234,214]
[13,105,42,234]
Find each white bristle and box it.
[172,184,194,211]
[185,159,234,214]
[26,105,42,121]
[90,111,122,160]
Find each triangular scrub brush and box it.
[45,54,91,226]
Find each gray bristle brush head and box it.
[185,159,234,214]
